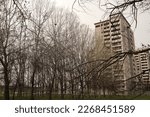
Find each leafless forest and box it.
[0,0,150,100]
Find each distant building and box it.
[134,46,150,85]
[94,13,136,95]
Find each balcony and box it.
[112,36,121,41]
[111,32,121,36]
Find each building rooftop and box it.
[94,12,131,27]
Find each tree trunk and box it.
[48,77,55,100]
[30,70,36,100]
[4,67,10,100]
[60,80,64,99]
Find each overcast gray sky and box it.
[52,0,150,48]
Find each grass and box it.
[0,94,150,100]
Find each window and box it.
[111,28,120,32]
[111,24,120,28]
[104,38,110,41]
[111,20,119,24]
[112,46,122,50]
[142,67,148,70]
[141,57,147,61]
[112,36,121,40]
[104,26,109,29]
[104,22,109,26]
[111,32,121,36]
[104,30,110,33]
[104,34,110,37]
[96,25,100,28]
[112,41,121,46]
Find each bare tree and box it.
[25,0,54,99]
[0,0,28,99]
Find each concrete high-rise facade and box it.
[94,13,136,94]
[134,46,150,85]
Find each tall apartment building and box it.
[134,46,150,85]
[94,13,136,94]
